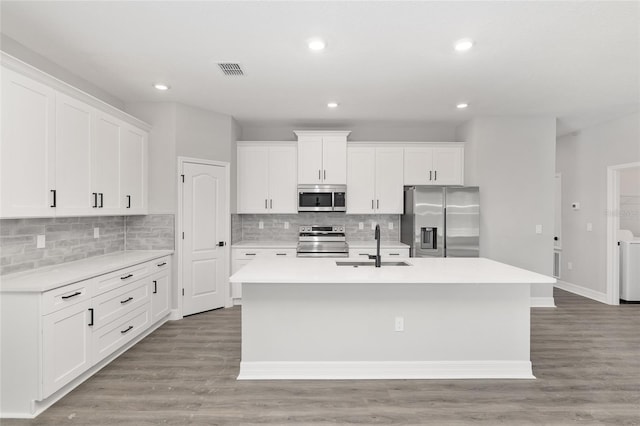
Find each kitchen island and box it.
[229,257,555,380]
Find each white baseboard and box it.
[555,280,608,304]
[238,360,535,380]
[168,309,182,321]
[531,296,556,308]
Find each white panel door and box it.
[432,147,463,185]
[120,125,148,214]
[42,301,92,398]
[403,147,433,185]
[375,147,404,214]
[55,92,93,216]
[347,147,375,214]
[322,136,347,184]
[0,67,56,218]
[297,136,323,184]
[92,113,121,213]
[237,145,269,213]
[182,162,228,316]
[268,145,297,213]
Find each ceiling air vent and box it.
[218,63,244,76]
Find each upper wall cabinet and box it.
[237,142,297,214]
[0,61,149,218]
[295,131,350,185]
[403,144,464,186]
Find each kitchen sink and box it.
[335,261,411,267]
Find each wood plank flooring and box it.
[5,289,639,425]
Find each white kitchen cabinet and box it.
[42,300,92,398]
[237,142,297,213]
[120,124,148,214]
[92,112,123,213]
[295,131,350,185]
[54,92,94,216]
[0,67,56,218]
[150,266,171,323]
[347,146,403,214]
[404,145,464,185]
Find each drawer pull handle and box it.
[153,280,158,294]
[120,325,133,334]
[246,253,257,256]
[120,274,133,280]
[88,308,94,326]
[61,291,81,300]
[157,262,167,267]
[389,253,400,256]
[120,297,133,304]
[358,253,369,257]
[276,253,286,256]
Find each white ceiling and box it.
[1,1,638,135]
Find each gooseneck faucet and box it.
[368,224,382,267]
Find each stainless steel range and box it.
[296,225,348,257]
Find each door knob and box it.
[218,241,226,247]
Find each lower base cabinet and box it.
[1,254,172,418]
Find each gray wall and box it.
[458,117,557,302]
[556,112,640,294]
[240,121,459,141]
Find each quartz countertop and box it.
[0,250,174,293]
[229,257,556,285]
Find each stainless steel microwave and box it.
[298,185,346,212]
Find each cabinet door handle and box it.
[50,189,56,208]
[120,296,133,304]
[61,291,81,300]
[88,308,94,326]
[318,170,321,180]
[126,195,131,209]
[99,193,104,208]
[157,262,167,267]
[120,325,133,334]
[377,199,379,209]
[371,200,374,209]
[270,199,273,209]
[434,170,437,181]
[120,274,133,280]
[265,199,268,209]
[153,280,158,294]
[92,192,98,208]
[324,170,326,180]
[429,171,432,181]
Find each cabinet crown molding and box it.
[294,130,351,138]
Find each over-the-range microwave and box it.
[297,184,346,212]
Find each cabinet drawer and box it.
[92,278,150,329]
[234,249,267,258]
[265,249,296,257]
[150,256,170,273]
[92,304,150,364]
[381,248,410,257]
[94,263,150,295]
[42,281,93,315]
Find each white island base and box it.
[233,258,554,381]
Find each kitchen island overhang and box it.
[230,257,556,380]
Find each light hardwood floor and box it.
[5,289,639,425]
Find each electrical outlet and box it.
[388,222,393,230]
[284,221,289,230]
[358,222,364,230]
[394,317,404,332]
[94,227,100,238]
[586,223,593,232]
[568,262,573,270]
[371,222,376,230]
[36,235,46,249]
[258,221,264,229]
[535,225,543,234]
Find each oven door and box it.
[298,191,334,212]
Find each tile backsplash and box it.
[0,214,175,275]
[236,213,400,242]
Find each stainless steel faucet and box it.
[368,224,381,267]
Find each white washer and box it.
[620,240,640,302]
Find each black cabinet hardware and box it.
[218,241,226,247]
[377,199,379,209]
[153,280,158,294]
[120,274,133,280]
[126,195,131,208]
[99,193,104,208]
[434,170,437,181]
[246,253,256,256]
[88,308,94,326]
[389,253,400,256]
[92,192,98,208]
[270,199,273,209]
[120,325,133,334]
[429,171,433,181]
[276,253,286,256]
[324,170,326,180]
[157,262,167,267]
[50,190,56,208]
[318,170,321,180]
[61,291,81,300]
[120,297,133,304]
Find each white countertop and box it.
[231,241,408,249]
[229,257,556,285]
[0,250,174,293]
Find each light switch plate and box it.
[36,234,45,248]
[535,225,543,234]
[394,317,404,332]
[586,223,593,232]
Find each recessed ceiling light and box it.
[153,83,170,91]
[454,39,474,52]
[456,103,469,109]
[308,39,327,51]
[327,102,339,108]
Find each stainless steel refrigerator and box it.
[401,186,479,257]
